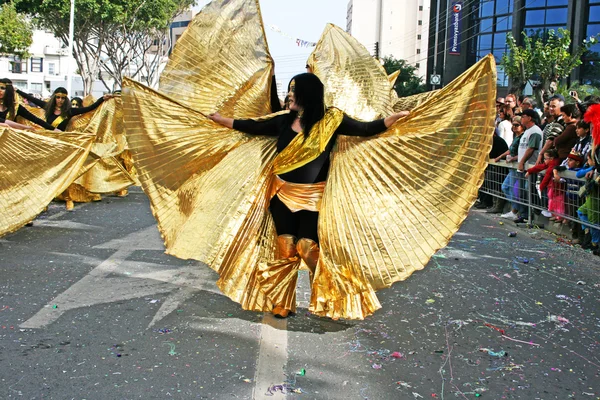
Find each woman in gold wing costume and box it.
[210,73,409,317]
[18,89,133,210]
[17,87,111,131]
[122,0,497,320]
[0,78,56,131]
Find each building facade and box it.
[0,7,195,99]
[0,30,72,98]
[427,0,600,92]
[0,30,114,98]
[347,0,431,79]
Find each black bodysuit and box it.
[233,113,387,242]
[17,90,105,131]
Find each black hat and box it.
[521,109,540,123]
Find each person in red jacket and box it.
[526,149,563,219]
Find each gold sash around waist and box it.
[269,176,325,212]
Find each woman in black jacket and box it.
[0,78,55,130]
[17,87,112,131]
[210,73,409,318]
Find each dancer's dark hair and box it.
[0,78,17,119]
[287,73,326,138]
[71,97,83,108]
[45,87,71,119]
[576,119,590,131]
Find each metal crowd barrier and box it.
[480,160,600,231]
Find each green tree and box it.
[500,28,598,105]
[12,0,193,94]
[98,0,192,90]
[0,2,32,58]
[381,56,426,97]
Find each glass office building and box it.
[428,0,600,89]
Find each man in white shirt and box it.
[501,109,543,221]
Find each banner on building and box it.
[449,1,462,55]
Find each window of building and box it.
[419,6,423,11]
[523,0,568,31]
[418,20,422,25]
[416,49,421,54]
[48,63,56,75]
[417,34,421,40]
[581,1,600,86]
[31,57,43,73]
[589,5,600,23]
[9,58,27,74]
[416,63,420,68]
[30,83,42,93]
[479,0,495,18]
[13,81,27,90]
[471,0,514,86]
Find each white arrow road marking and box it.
[19,217,314,400]
[30,220,104,231]
[20,226,218,329]
[148,287,204,329]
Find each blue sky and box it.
[192,0,349,95]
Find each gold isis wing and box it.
[0,129,94,237]
[122,0,497,319]
[158,0,274,118]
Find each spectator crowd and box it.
[476,91,600,256]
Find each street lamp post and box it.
[66,0,75,95]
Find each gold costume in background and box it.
[71,96,136,194]
[122,0,497,319]
[19,96,136,204]
[0,129,94,237]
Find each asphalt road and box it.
[1,187,598,399]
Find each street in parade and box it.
[1,0,599,399]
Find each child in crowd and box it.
[553,150,585,224]
[560,120,592,167]
[526,149,562,219]
[576,151,600,253]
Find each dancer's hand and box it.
[384,110,410,128]
[103,94,114,100]
[209,113,234,128]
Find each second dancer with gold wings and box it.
[122,0,497,320]
[18,90,136,210]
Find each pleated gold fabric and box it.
[0,129,94,237]
[18,96,135,196]
[159,0,274,119]
[393,90,440,112]
[312,55,496,319]
[307,23,394,120]
[123,78,284,312]
[273,108,343,174]
[270,177,325,213]
[73,97,136,194]
[122,0,496,319]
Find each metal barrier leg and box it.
[527,173,533,226]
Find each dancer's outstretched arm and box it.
[384,111,410,128]
[208,113,233,128]
[0,119,34,131]
[339,110,410,137]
